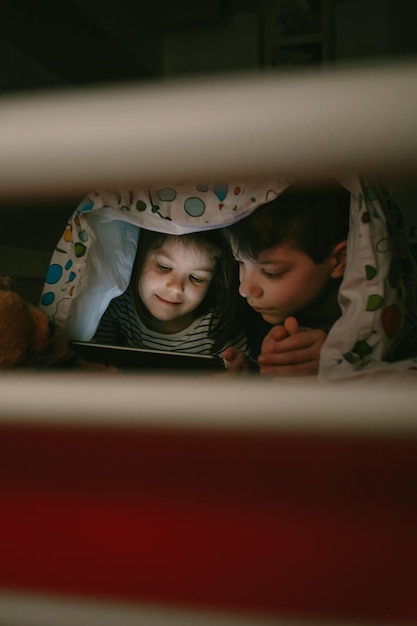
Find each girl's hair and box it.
[132,228,242,353]
[226,181,350,265]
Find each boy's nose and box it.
[239,277,262,299]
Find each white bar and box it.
[0,61,417,200]
[0,591,386,626]
[0,372,416,435]
[0,591,279,626]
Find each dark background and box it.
[1,0,417,96]
[1,0,416,260]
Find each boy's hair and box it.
[132,228,242,352]
[226,182,350,264]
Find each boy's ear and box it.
[330,240,347,279]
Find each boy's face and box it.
[234,242,337,325]
[138,238,216,334]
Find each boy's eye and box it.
[262,270,284,279]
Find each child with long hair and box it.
[93,227,249,366]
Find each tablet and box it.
[69,341,226,371]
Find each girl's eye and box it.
[189,275,205,284]
[157,263,171,272]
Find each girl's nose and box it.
[167,275,184,294]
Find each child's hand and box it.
[221,347,250,374]
[258,316,326,377]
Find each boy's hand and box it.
[221,347,250,374]
[258,316,326,377]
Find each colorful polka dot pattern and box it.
[39,179,289,338]
[319,177,417,380]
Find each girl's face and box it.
[138,238,217,334]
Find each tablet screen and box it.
[69,341,225,371]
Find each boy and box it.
[223,181,350,376]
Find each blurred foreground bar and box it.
[0,60,417,200]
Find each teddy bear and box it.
[0,276,53,368]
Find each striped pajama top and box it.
[94,286,249,357]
